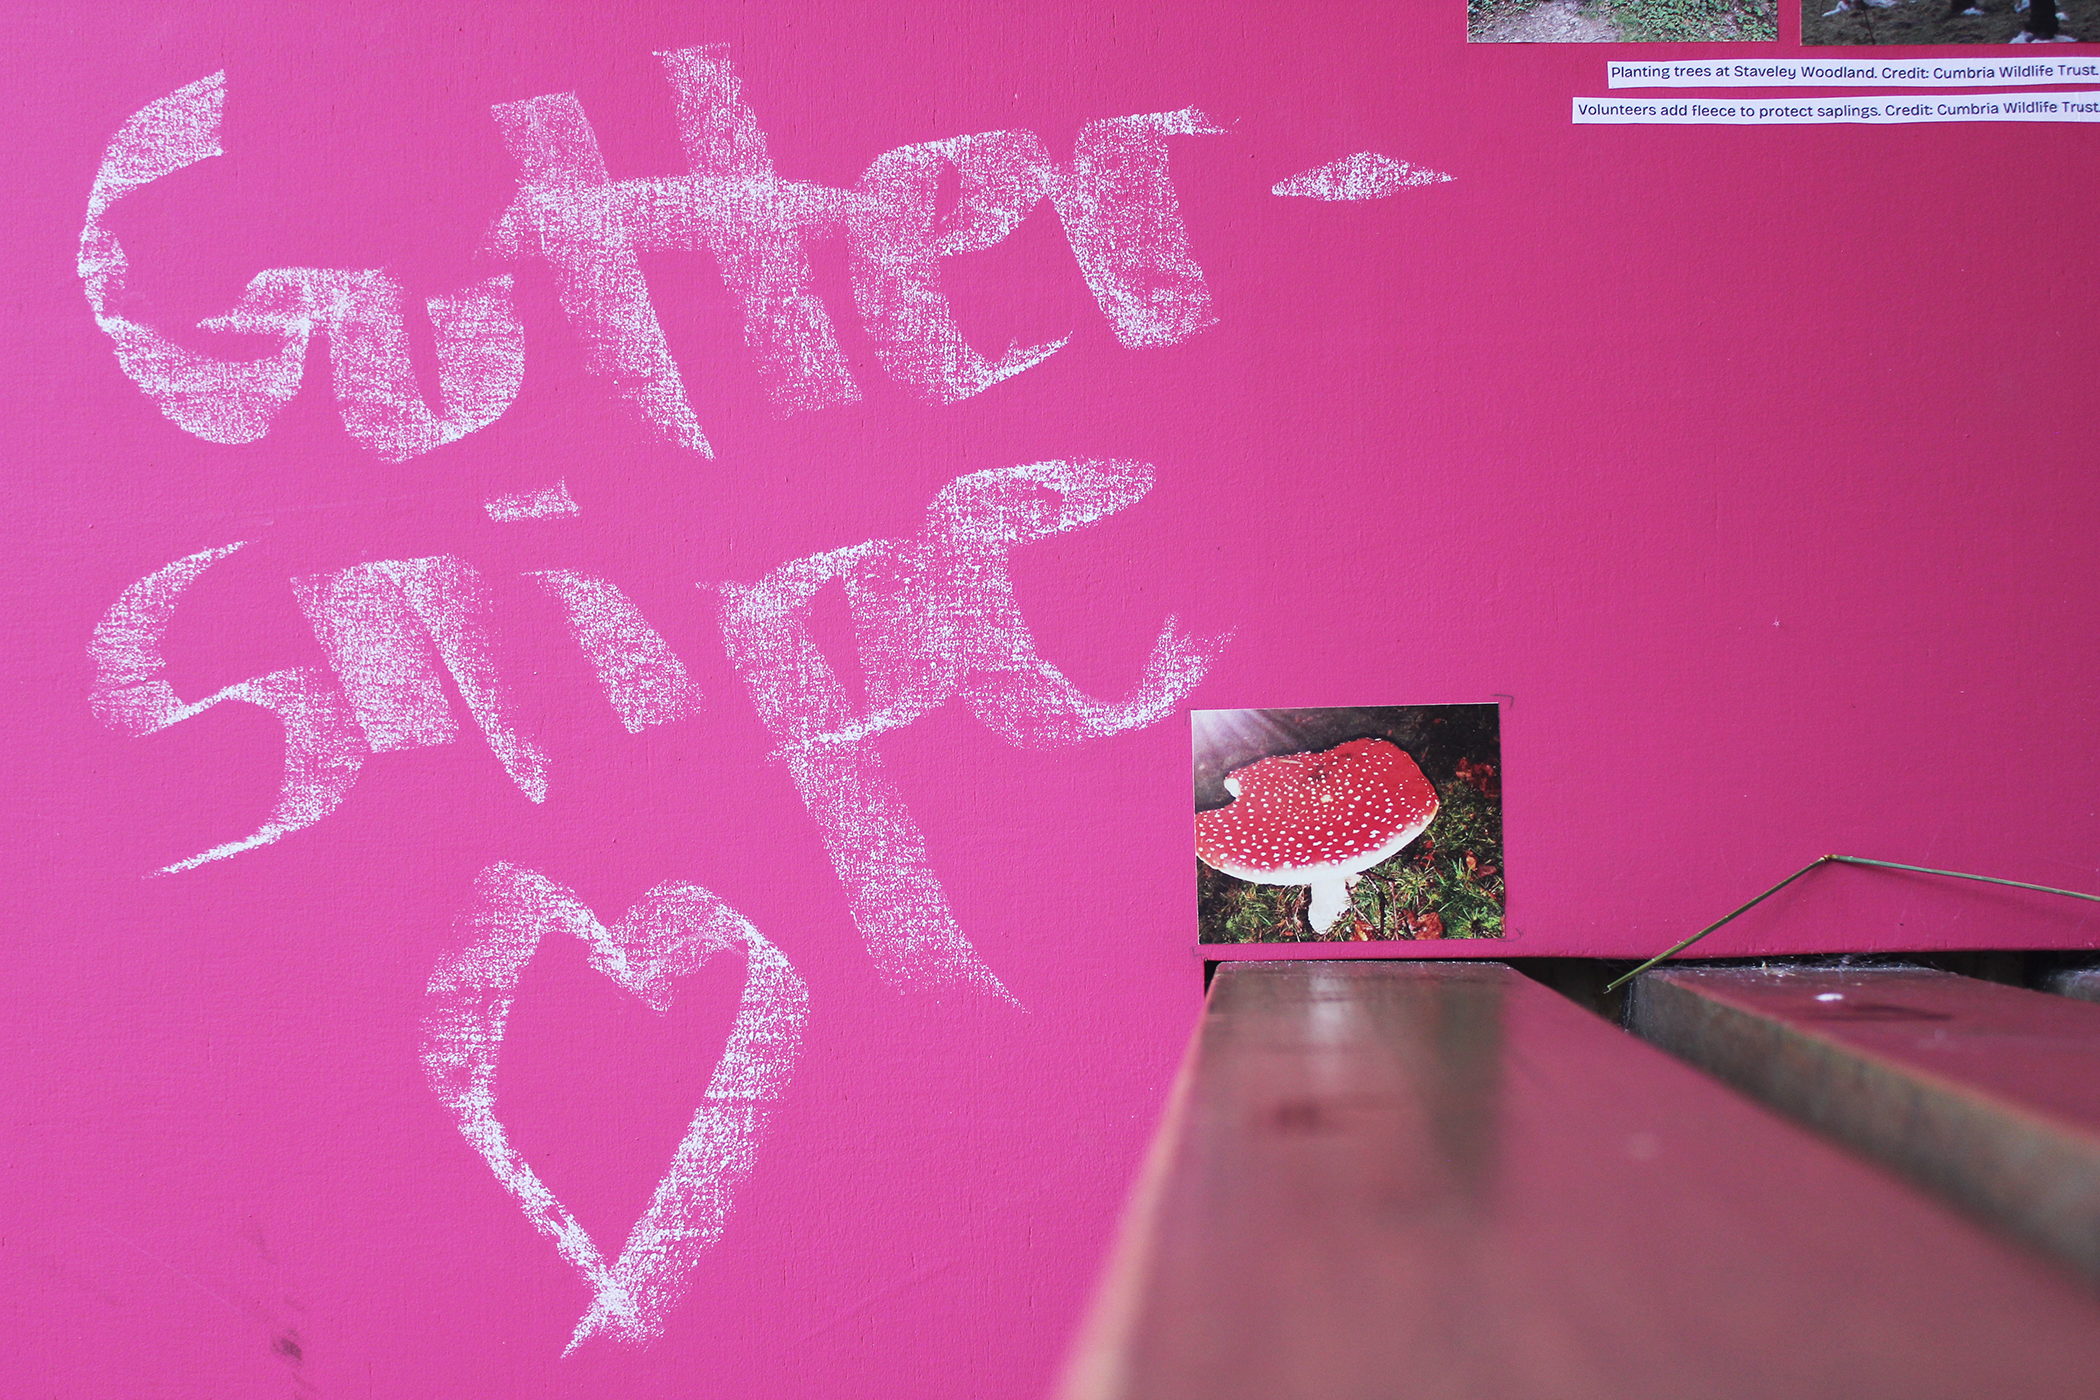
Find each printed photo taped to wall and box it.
[1806,0,2088,46]
[1194,705,1504,944]
[1468,0,1777,44]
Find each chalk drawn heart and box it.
[420,862,807,1353]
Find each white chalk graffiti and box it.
[72,41,1273,1357]
[849,130,1071,404]
[79,73,525,460]
[293,556,549,801]
[207,267,525,461]
[83,50,1224,458]
[1046,109,1227,347]
[531,571,704,734]
[89,549,552,872]
[1271,151,1452,200]
[90,461,1222,998]
[79,79,302,445]
[421,862,807,1352]
[720,545,1016,1004]
[88,542,369,873]
[485,479,582,522]
[720,458,1224,1002]
[490,45,1223,441]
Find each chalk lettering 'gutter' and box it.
[81,48,1223,459]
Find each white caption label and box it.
[1575,92,2100,124]
[1608,59,2100,88]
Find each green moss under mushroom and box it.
[1197,764,1505,943]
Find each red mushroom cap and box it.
[1195,738,1439,885]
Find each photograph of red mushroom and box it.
[1195,705,1503,942]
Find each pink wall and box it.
[5,2,2097,1395]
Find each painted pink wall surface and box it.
[4,1,2098,1395]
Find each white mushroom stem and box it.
[1307,875,1360,935]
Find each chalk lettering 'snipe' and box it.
[720,457,1226,1002]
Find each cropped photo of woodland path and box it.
[1469,0,1777,40]
[1805,0,2095,44]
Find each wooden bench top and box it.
[1631,964,2100,1284]
[1061,960,2100,1400]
